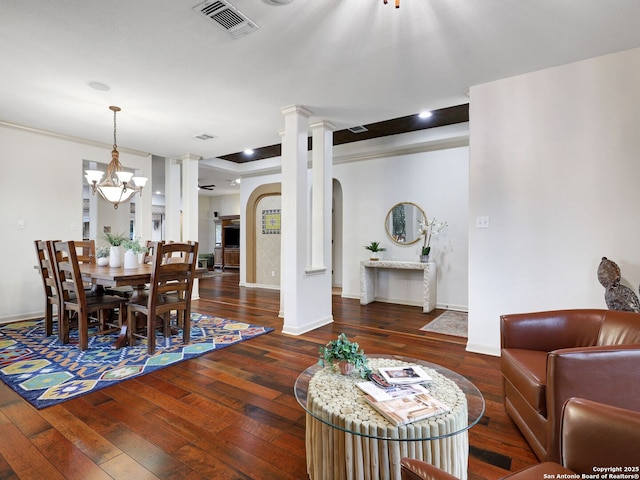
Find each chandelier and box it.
[85,106,147,209]
[383,0,400,8]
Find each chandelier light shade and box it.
[85,106,148,209]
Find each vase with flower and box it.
[418,218,447,263]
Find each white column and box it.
[164,157,181,242]
[281,105,333,335]
[180,154,200,299]
[134,154,153,242]
[310,121,335,270]
[180,154,200,243]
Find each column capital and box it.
[281,105,313,118]
[310,120,336,131]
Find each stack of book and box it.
[357,365,451,426]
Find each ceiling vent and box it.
[348,125,369,134]
[193,0,260,39]
[194,133,215,140]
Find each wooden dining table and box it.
[79,262,206,348]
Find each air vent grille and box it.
[348,125,369,134]
[194,0,260,39]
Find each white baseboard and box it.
[282,315,333,335]
[466,342,500,357]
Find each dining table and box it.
[79,262,206,348]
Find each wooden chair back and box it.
[34,240,60,336]
[51,241,88,310]
[147,241,199,309]
[75,239,96,263]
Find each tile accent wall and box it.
[255,195,281,286]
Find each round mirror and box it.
[385,202,426,245]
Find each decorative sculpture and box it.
[597,257,640,313]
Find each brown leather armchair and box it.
[401,398,640,480]
[503,398,640,479]
[500,309,640,462]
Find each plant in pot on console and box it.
[121,237,148,269]
[365,241,386,261]
[96,246,110,266]
[319,333,370,377]
[101,232,127,268]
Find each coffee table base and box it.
[305,414,468,480]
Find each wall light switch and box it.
[17,220,25,229]
[476,216,490,229]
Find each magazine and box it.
[364,393,451,426]
[378,365,432,385]
[356,381,429,402]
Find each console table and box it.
[360,261,437,313]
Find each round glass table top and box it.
[294,354,485,441]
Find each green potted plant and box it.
[121,237,148,269]
[319,333,370,377]
[96,246,110,266]
[101,231,127,267]
[365,241,386,261]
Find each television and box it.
[224,226,240,248]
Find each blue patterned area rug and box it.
[0,313,273,409]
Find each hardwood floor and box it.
[0,273,537,479]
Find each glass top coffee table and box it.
[294,355,485,480]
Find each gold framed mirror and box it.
[385,202,426,245]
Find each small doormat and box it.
[420,311,468,337]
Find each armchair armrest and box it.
[545,345,640,462]
[500,310,604,351]
[562,397,640,473]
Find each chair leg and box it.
[45,302,53,336]
[183,309,190,345]
[147,313,156,355]
[78,314,89,351]
[58,308,70,344]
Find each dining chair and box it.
[126,241,198,354]
[34,240,61,336]
[50,240,126,350]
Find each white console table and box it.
[360,260,437,313]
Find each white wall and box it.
[0,125,151,322]
[468,46,640,355]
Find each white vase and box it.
[97,257,109,266]
[109,246,123,268]
[123,249,139,269]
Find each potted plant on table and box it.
[319,333,370,377]
[101,232,127,268]
[121,237,148,269]
[96,246,110,266]
[365,241,386,261]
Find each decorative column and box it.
[310,121,335,270]
[280,105,333,335]
[181,154,200,299]
[164,157,181,242]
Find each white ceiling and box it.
[3,0,640,196]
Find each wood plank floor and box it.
[0,272,538,479]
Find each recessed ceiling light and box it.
[88,81,110,91]
[418,111,433,119]
[244,149,254,155]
